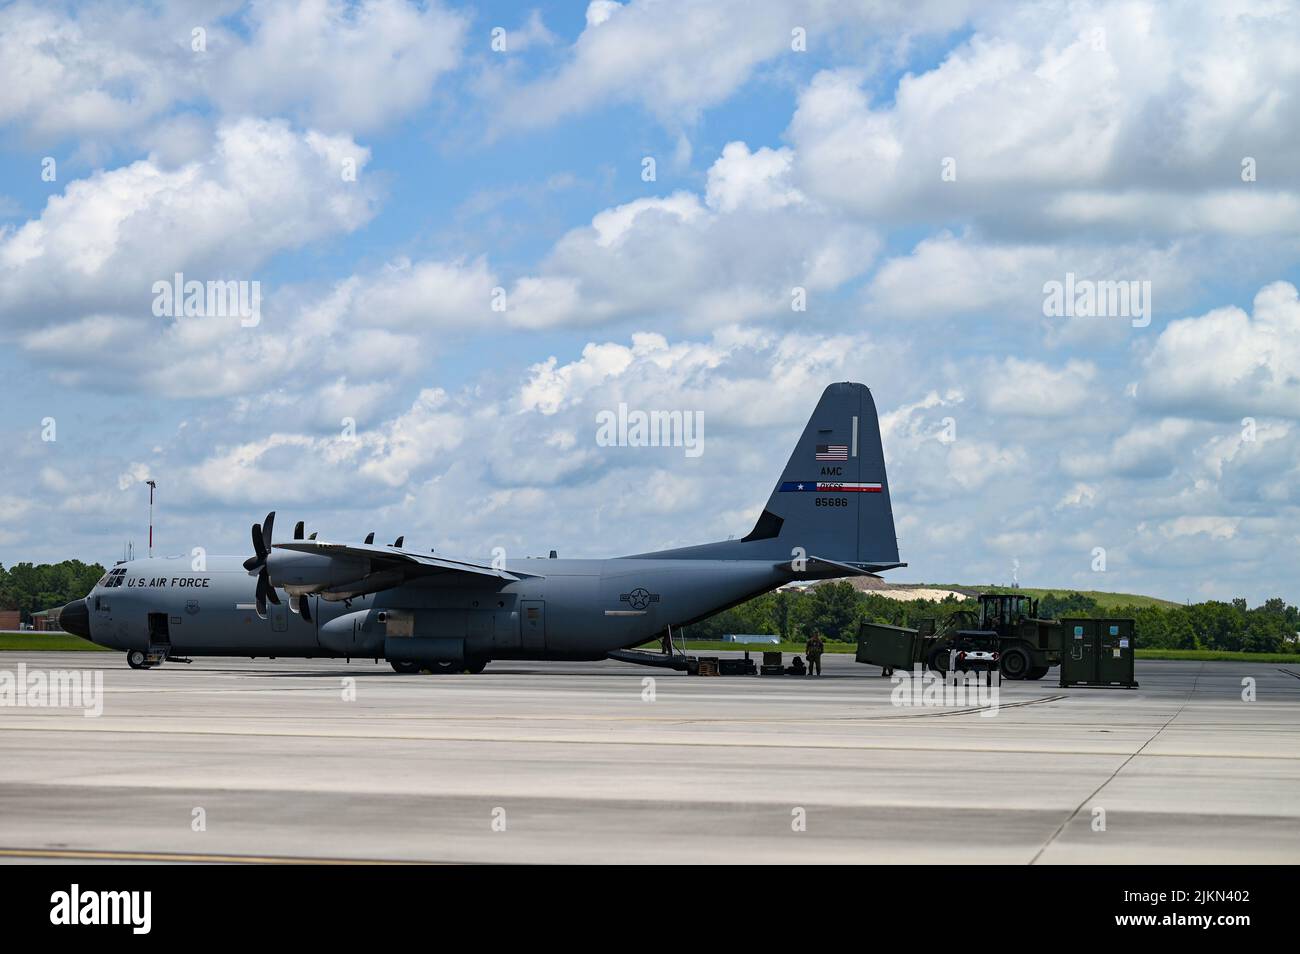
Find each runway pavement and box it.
[1,651,1297,863]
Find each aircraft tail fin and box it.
[744,381,900,569]
[630,382,902,571]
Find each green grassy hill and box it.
[920,585,1181,610]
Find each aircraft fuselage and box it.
[81,555,787,661]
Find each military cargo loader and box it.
[855,593,1133,681]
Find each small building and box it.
[30,608,64,632]
[0,610,20,631]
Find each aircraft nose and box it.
[58,598,92,642]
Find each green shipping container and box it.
[856,622,925,670]
[1058,618,1138,688]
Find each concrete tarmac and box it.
[0,652,1297,863]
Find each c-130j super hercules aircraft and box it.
[58,382,904,673]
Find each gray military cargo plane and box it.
[57,382,903,673]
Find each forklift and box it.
[856,592,1064,680]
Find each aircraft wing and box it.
[271,540,543,594]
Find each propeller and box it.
[242,511,274,571]
[243,511,282,619]
[392,535,404,548]
[294,520,305,540]
[364,532,374,545]
[286,591,313,622]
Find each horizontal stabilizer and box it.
[784,555,907,579]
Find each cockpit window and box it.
[102,568,127,588]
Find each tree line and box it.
[684,583,1300,654]
[0,561,106,623]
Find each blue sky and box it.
[2,0,1299,604]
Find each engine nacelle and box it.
[267,549,370,594]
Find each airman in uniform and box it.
[805,631,825,676]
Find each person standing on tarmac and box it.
[805,631,825,676]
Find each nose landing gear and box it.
[127,649,162,669]
[126,646,190,669]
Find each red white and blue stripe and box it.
[780,481,882,493]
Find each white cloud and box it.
[0,0,467,143]
[484,0,967,136]
[176,325,896,510]
[1142,281,1300,420]
[1044,189,1300,237]
[493,10,560,54]
[982,358,1097,418]
[347,257,497,330]
[946,440,1027,490]
[0,118,376,328]
[214,0,468,134]
[507,150,878,329]
[586,1,621,29]
[705,142,803,214]
[1160,515,1239,541]
[787,3,1300,238]
[486,0,797,134]
[1055,482,1098,510]
[1063,417,1199,479]
[15,251,491,399]
[863,232,1196,325]
[0,0,195,140]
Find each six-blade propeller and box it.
[245,515,406,623]
[242,511,282,619]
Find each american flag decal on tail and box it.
[815,444,848,461]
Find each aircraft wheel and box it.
[464,657,488,674]
[427,662,459,674]
[127,650,149,670]
[1000,647,1031,680]
[390,659,420,674]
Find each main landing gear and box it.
[389,657,488,675]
